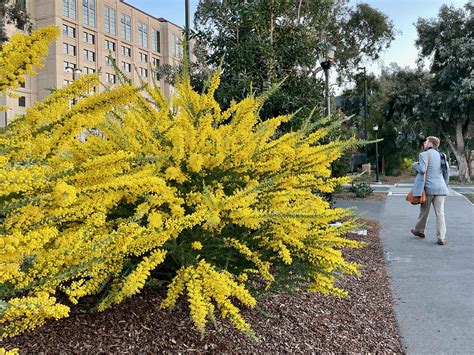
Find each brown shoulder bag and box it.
[406,153,429,205]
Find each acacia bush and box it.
[0,28,363,340]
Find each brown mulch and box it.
[462,193,474,204]
[2,220,402,353]
[333,192,387,201]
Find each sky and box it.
[126,0,468,75]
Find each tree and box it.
[193,0,394,124]
[339,65,426,175]
[415,3,473,182]
[0,0,31,44]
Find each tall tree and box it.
[340,65,427,175]
[0,0,31,44]
[193,0,394,123]
[415,3,473,182]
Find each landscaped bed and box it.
[2,220,402,353]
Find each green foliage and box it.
[193,0,394,124]
[340,66,424,176]
[350,183,373,198]
[402,158,414,173]
[332,150,353,178]
[339,2,472,181]
[0,0,32,43]
[414,3,472,181]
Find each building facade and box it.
[1,0,184,128]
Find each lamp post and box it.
[373,123,380,183]
[320,45,336,116]
[357,66,368,161]
[184,0,191,63]
[65,67,82,106]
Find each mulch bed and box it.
[333,192,387,201]
[462,193,474,204]
[2,220,402,353]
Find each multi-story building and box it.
[1,0,184,128]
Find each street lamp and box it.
[373,123,381,183]
[320,45,336,116]
[66,67,82,80]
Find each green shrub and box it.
[350,183,373,198]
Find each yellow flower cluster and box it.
[0,28,363,339]
[0,26,59,95]
[0,293,69,338]
[161,260,256,335]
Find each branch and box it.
[442,132,457,153]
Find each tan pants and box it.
[414,195,447,242]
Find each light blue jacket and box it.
[412,148,449,196]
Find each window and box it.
[84,67,95,74]
[63,0,76,19]
[139,67,148,78]
[139,52,148,63]
[83,49,95,62]
[121,45,131,57]
[62,24,76,38]
[63,43,76,56]
[121,61,131,73]
[106,73,116,84]
[18,96,26,107]
[138,21,148,48]
[83,31,95,44]
[82,0,95,27]
[63,61,76,71]
[105,56,115,66]
[104,6,116,35]
[173,35,181,59]
[120,14,131,41]
[152,57,160,67]
[20,82,26,88]
[151,28,160,53]
[105,39,116,52]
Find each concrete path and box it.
[335,187,474,354]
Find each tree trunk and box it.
[443,118,471,183]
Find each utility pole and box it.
[361,67,368,161]
[185,0,191,62]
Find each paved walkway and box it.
[335,186,474,354]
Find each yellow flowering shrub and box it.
[0,26,60,95]
[0,28,363,339]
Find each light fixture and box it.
[326,45,336,62]
[320,45,337,117]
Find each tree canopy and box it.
[414,3,473,181]
[193,0,394,123]
[0,0,31,43]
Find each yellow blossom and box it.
[191,241,203,250]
